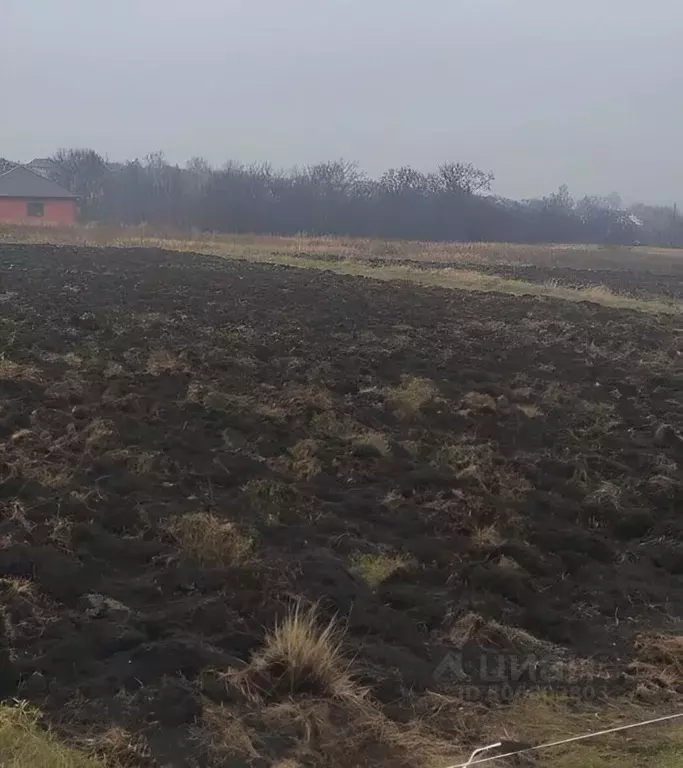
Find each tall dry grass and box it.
[3,221,683,269]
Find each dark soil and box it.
[0,244,682,765]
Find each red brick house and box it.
[0,165,77,225]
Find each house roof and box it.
[27,157,61,179]
[0,165,76,199]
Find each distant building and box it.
[27,157,61,180]
[0,165,77,225]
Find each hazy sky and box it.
[1,0,681,203]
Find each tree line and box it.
[2,149,682,246]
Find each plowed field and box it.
[0,244,682,766]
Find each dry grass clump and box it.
[242,477,293,523]
[310,410,348,437]
[352,431,392,456]
[388,376,437,417]
[203,603,457,767]
[0,577,59,645]
[472,525,505,549]
[517,403,542,418]
[351,553,413,589]
[470,525,504,550]
[540,381,578,408]
[0,358,41,382]
[462,391,498,411]
[86,725,150,766]
[200,694,454,768]
[82,418,114,450]
[448,612,552,654]
[285,439,322,480]
[437,439,495,474]
[168,511,253,567]
[284,385,335,412]
[437,439,532,501]
[247,602,358,700]
[587,481,623,510]
[15,461,73,490]
[38,351,84,368]
[634,633,683,686]
[200,702,264,763]
[0,702,105,768]
[145,348,184,374]
[131,311,166,329]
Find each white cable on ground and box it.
[461,743,501,766]
[446,711,683,768]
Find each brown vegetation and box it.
[168,511,253,567]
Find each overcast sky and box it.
[1,0,681,203]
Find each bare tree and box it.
[50,149,107,218]
[33,146,681,247]
[379,166,431,195]
[437,162,494,195]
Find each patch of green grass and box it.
[0,702,105,768]
[536,742,683,768]
[351,553,413,588]
[490,693,683,768]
